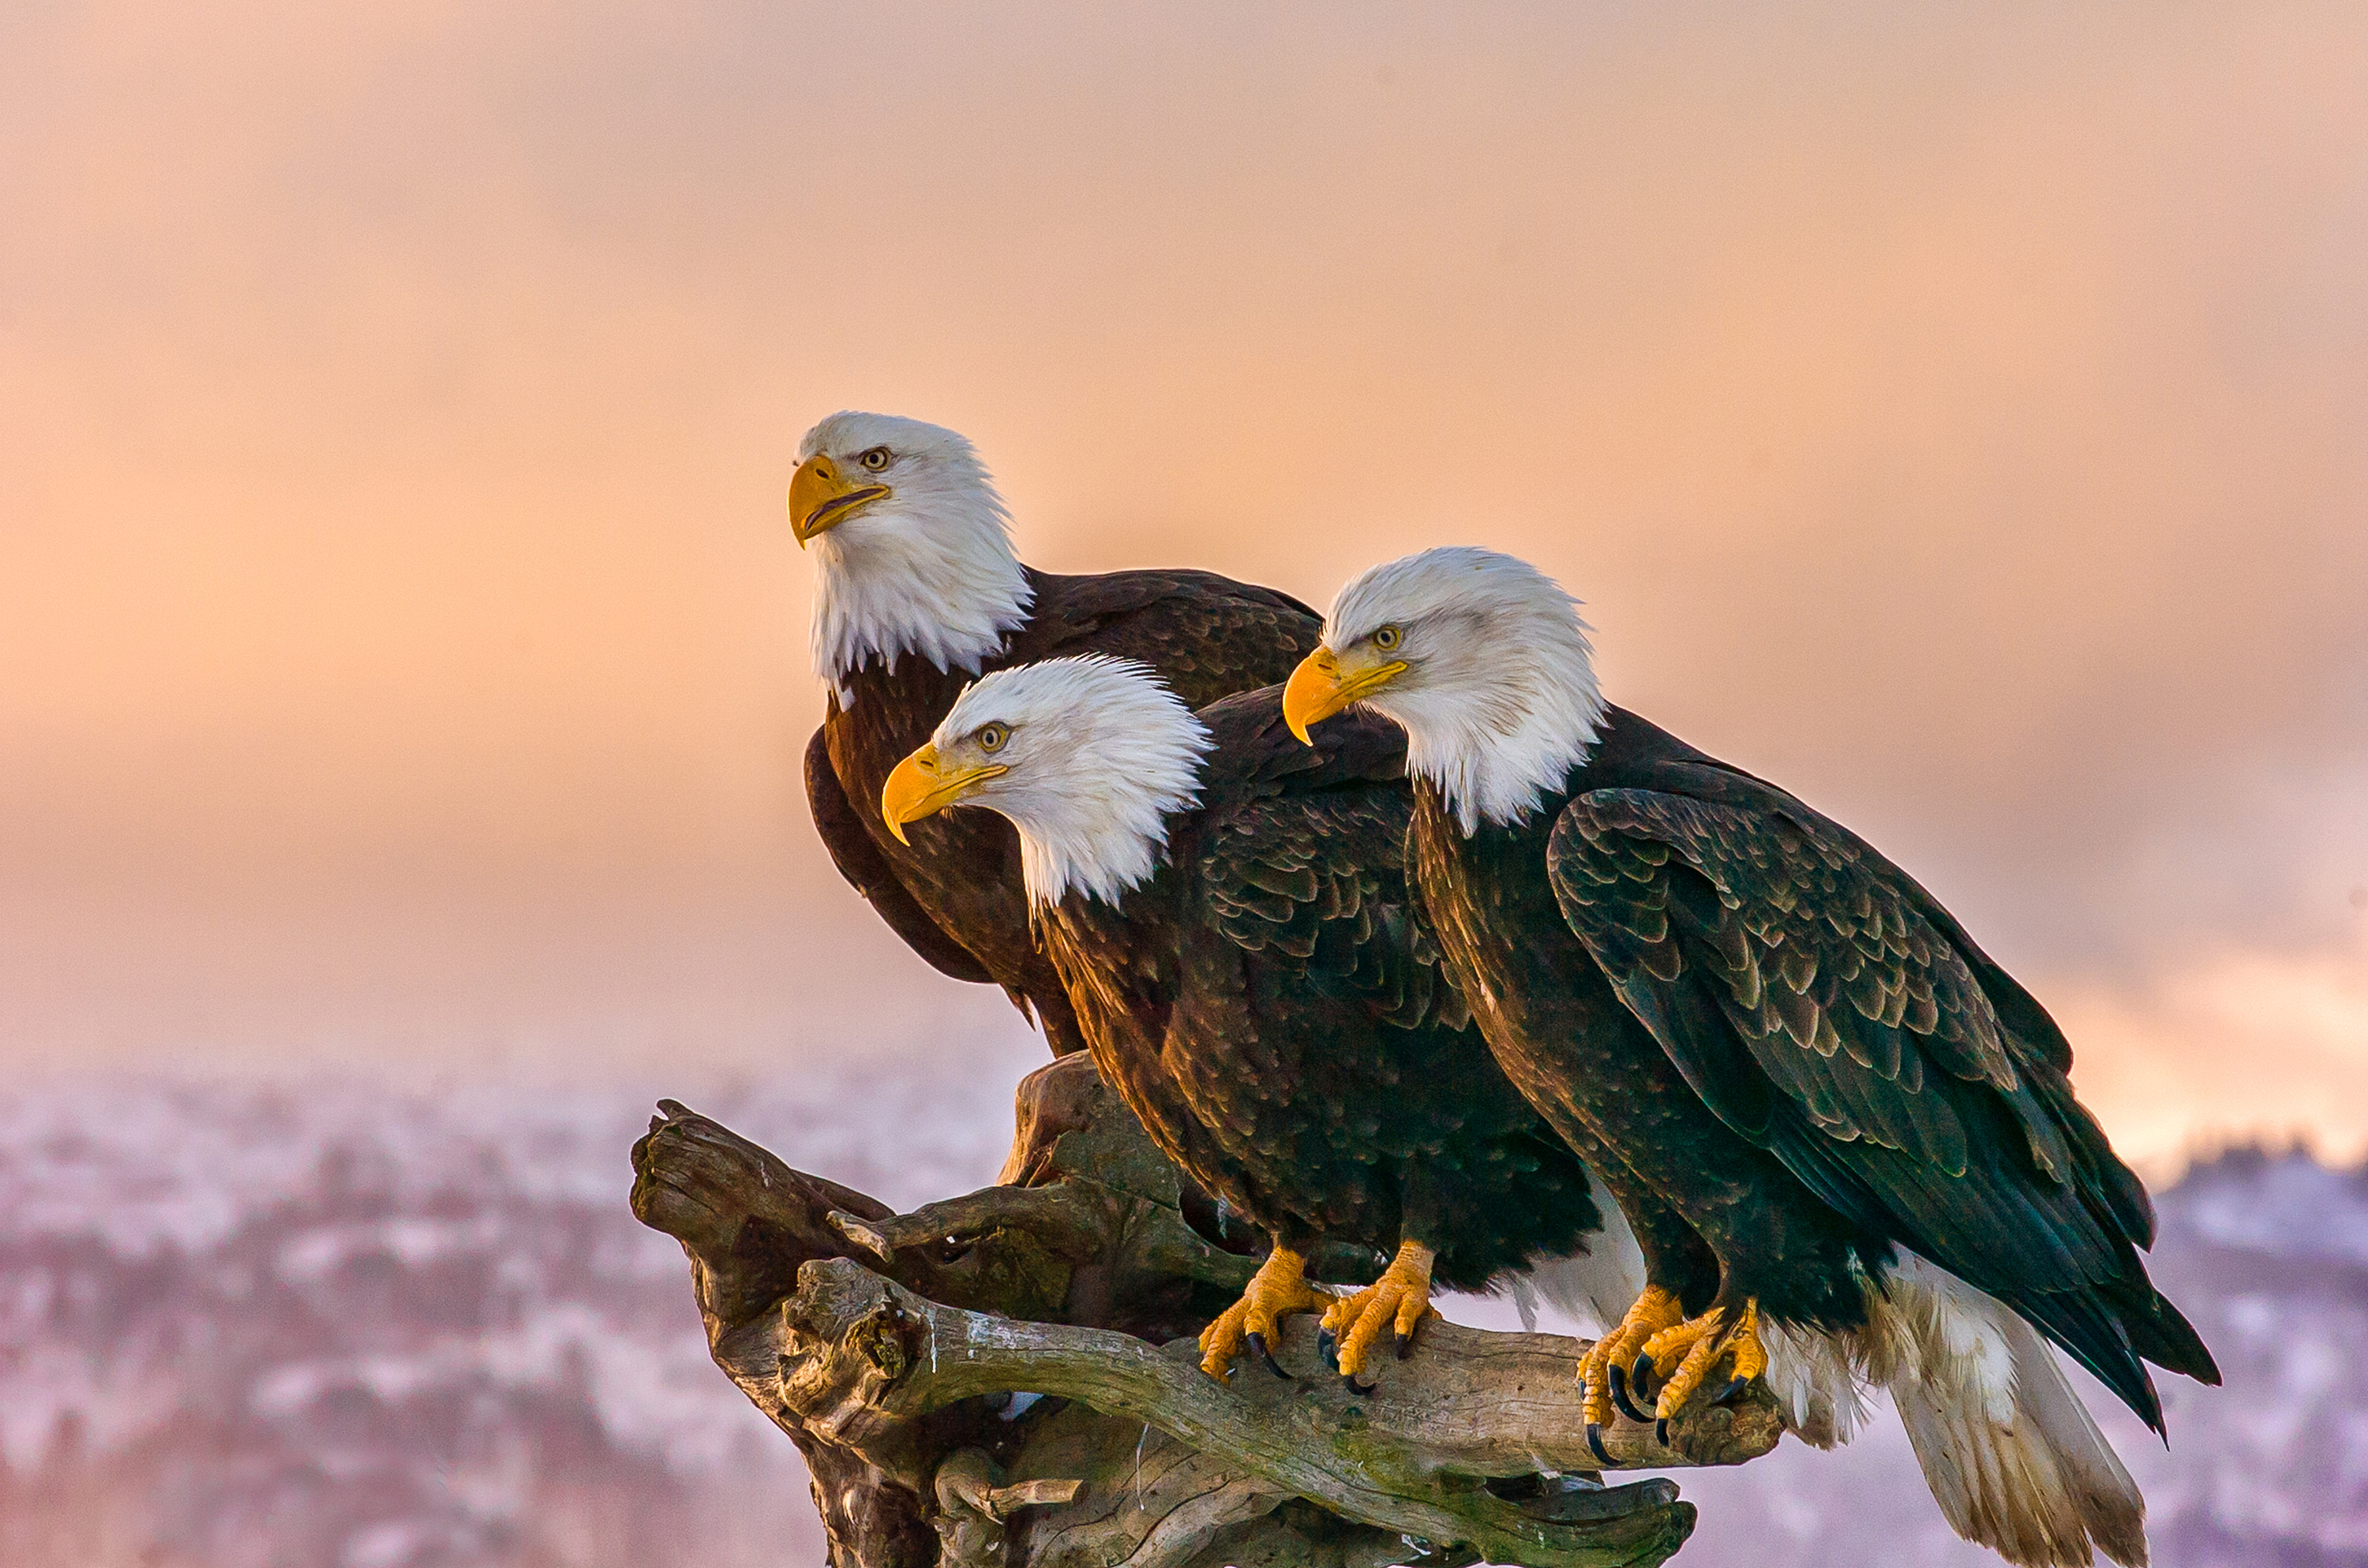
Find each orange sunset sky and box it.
[3,2,2364,1166]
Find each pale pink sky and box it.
[3,2,2364,1163]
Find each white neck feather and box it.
[1017,790,1185,911]
[807,472,1032,698]
[1327,548,1606,835]
[931,657,1213,907]
[1402,660,1604,836]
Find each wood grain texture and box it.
[630,1055,1778,1568]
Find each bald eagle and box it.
[791,412,1320,1056]
[879,655,1641,1379]
[1283,547,2218,1568]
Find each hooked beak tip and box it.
[1281,648,1347,747]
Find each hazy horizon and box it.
[5,2,2365,1165]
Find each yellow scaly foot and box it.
[1320,1241,1440,1383]
[1637,1299,1768,1441]
[1199,1248,1328,1380]
[1576,1285,1685,1461]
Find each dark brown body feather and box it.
[807,567,1321,1055]
[1411,705,2217,1429]
[1040,690,1605,1289]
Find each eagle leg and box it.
[1197,1247,1328,1381]
[1639,1300,1767,1440]
[1320,1241,1440,1381]
[1577,1285,1684,1433]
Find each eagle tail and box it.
[1868,1254,2149,1568]
[1759,1315,1869,1449]
[1515,1193,1647,1338]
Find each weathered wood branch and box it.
[630,1056,1782,1568]
[774,1256,1747,1567]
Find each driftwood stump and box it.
[630,1055,1781,1568]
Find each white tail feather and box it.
[1511,1203,2147,1564]
[1516,1187,1647,1338]
[1866,1255,2149,1568]
[1760,1315,1868,1449]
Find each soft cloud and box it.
[2,2,2363,1156]
[2057,930,2368,1173]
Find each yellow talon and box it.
[1198,1248,1327,1379]
[1577,1285,1684,1428]
[1641,1300,1767,1423]
[1320,1241,1440,1379]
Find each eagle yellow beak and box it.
[880,743,1009,844]
[789,454,890,545]
[1282,646,1408,744]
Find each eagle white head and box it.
[1283,546,1604,835]
[789,411,1035,696]
[878,656,1212,908]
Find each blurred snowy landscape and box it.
[0,1058,2359,1568]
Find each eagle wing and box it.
[1197,780,1469,1042]
[1159,701,1606,1281]
[1543,781,2211,1420]
[1175,702,1475,1169]
[804,726,994,984]
[1020,569,1322,707]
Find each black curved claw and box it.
[1245,1331,1292,1381]
[1317,1328,1339,1372]
[1710,1375,1749,1407]
[1608,1363,1651,1424]
[1630,1351,1658,1398]
[1586,1422,1613,1466]
[1394,1328,1414,1361]
[1654,1417,1669,1446]
[1343,1372,1379,1396]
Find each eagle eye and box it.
[857,447,892,472]
[1372,624,1403,652]
[976,723,1010,753]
